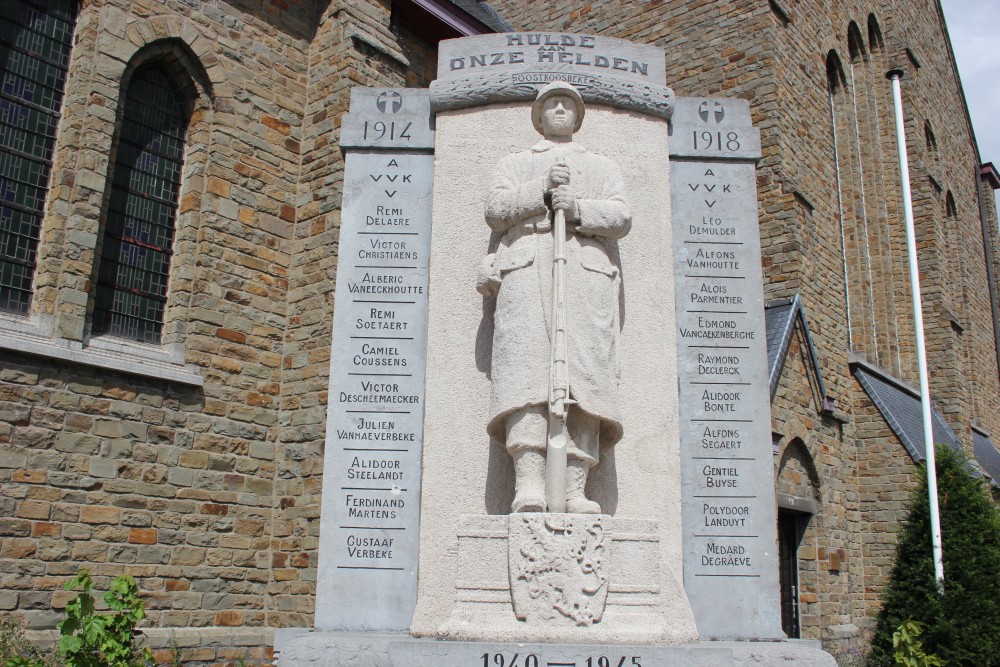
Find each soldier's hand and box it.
[551,185,580,222]
[546,162,571,192]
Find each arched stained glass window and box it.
[0,0,78,314]
[92,64,189,343]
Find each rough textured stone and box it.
[412,100,695,645]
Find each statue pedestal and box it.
[434,515,670,644]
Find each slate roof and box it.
[766,298,997,484]
[446,0,512,32]
[765,299,795,394]
[764,295,828,405]
[972,427,1000,486]
[851,363,991,482]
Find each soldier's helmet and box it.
[531,81,586,134]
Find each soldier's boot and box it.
[565,458,601,514]
[511,450,546,513]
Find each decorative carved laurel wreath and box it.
[430,72,674,120]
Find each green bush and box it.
[892,620,945,667]
[1,569,151,667]
[868,445,1000,666]
[57,569,151,667]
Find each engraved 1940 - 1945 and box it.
[479,653,642,667]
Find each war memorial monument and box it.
[276,31,834,666]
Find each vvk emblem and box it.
[690,172,731,208]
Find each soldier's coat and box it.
[484,139,631,453]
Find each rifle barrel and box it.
[546,205,569,513]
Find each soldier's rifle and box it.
[546,170,572,513]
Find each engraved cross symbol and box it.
[376,91,403,114]
[698,100,725,123]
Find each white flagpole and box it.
[888,69,945,588]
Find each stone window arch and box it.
[88,40,212,346]
[867,14,885,52]
[0,0,79,314]
[925,120,938,156]
[945,190,957,218]
[826,49,847,96]
[847,21,866,64]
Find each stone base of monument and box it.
[281,513,834,665]
[274,630,837,666]
[435,514,669,644]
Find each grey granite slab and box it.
[315,88,434,631]
[669,97,782,640]
[341,88,435,150]
[669,97,761,161]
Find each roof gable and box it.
[765,295,830,410]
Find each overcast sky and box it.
[939,0,1000,169]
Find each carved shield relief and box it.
[508,514,610,626]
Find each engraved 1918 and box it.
[692,130,740,151]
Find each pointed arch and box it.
[925,120,938,153]
[868,13,885,52]
[777,438,822,504]
[116,38,215,113]
[847,21,866,63]
[826,49,847,95]
[946,190,957,218]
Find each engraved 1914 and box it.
[362,120,413,142]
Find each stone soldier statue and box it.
[479,81,631,514]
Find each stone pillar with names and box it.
[670,97,783,639]
[314,88,434,631]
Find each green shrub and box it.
[1,570,152,667]
[57,569,151,667]
[892,620,945,667]
[868,445,1000,666]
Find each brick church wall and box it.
[0,0,311,657]
[272,0,440,631]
